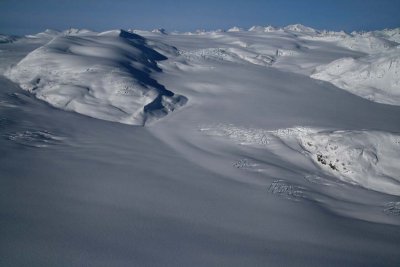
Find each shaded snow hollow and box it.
[5,30,187,125]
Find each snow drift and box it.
[311,47,400,105]
[5,30,187,125]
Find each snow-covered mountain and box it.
[227,26,244,32]
[5,30,187,125]
[25,28,61,39]
[311,47,400,105]
[151,28,168,34]
[248,25,279,32]
[374,28,400,43]
[284,23,319,33]
[1,25,400,266]
[0,34,19,43]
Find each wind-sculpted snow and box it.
[201,125,400,196]
[5,30,187,125]
[267,179,306,201]
[384,202,400,216]
[5,129,64,148]
[178,47,275,66]
[200,124,271,146]
[311,48,400,105]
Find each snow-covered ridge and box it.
[25,29,61,39]
[334,34,397,54]
[248,25,279,32]
[25,28,96,39]
[311,47,400,105]
[151,28,167,34]
[178,47,275,66]
[373,28,400,43]
[125,25,400,51]
[300,30,398,54]
[0,34,19,43]
[291,128,400,196]
[227,26,244,32]
[284,24,318,33]
[5,29,187,125]
[201,125,400,196]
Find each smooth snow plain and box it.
[1,25,400,266]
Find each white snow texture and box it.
[5,30,187,125]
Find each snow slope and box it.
[337,33,398,54]
[139,26,400,223]
[374,28,400,43]
[1,25,400,266]
[305,32,397,53]
[199,125,400,196]
[311,47,400,105]
[5,30,187,125]
[270,127,400,196]
[25,29,61,39]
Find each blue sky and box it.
[1,0,399,35]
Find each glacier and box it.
[1,24,400,266]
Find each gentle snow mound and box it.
[311,48,400,105]
[5,30,187,125]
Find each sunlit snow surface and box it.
[1,25,400,266]
[5,30,187,125]
[311,48,400,105]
